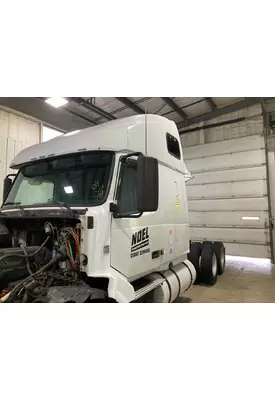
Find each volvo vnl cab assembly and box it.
[0,114,225,303]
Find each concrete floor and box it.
[177,256,275,303]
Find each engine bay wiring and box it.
[0,219,86,303]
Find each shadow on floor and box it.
[175,256,275,303]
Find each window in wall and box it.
[43,126,63,142]
[166,133,181,159]
[118,161,138,215]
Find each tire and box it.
[213,242,226,275]
[188,242,203,284]
[200,244,218,286]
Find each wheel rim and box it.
[220,247,225,269]
[212,254,217,276]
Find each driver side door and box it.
[110,158,160,280]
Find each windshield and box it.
[4,151,114,207]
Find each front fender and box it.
[108,268,135,303]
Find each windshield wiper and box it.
[47,200,77,216]
[3,201,80,217]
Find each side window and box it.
[118,161,138,215]
[166,133,181,159]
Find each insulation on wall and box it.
[181,105,263,147]
[0,108,41,201]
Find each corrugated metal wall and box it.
[181,105,271,258]
[0,108,41,201]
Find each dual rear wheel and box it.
[188,241,225,286]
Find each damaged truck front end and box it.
[0,150,115,303]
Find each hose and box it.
[20,244,33,275]
[0,236,50,264]
[2,253,63,303]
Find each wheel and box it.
[188,242,203,284]
[200,244,218,286]
[213,242,226,275]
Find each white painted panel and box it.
[180,131,204,148]
[225,243,269,259]
[8,113,18,141]
[183,134,264,160]
[188,166,266,185]
[187,179,267,199]
[190,227,269,244]
[0,135,7,192]
[0,110,9,136]
[265,135,275,263]
[189,211,268,228]
[189,197,268,212]
[6,137,16,175]
[186,149,265,173]
[0,108,41,200]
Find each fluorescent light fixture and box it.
[45,97,68,108]
[64,186,73,194]
[241,216,260,220]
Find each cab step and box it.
[134,277,165,300]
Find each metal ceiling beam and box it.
[178,97,271,131]
[161,98,187,120]
[66,109,97,125]
[180,116,246,134]
[161,98,206,117]
[69,97,116,121]
[204,97,217,111]
[115,97,145,114]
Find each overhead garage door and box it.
[182,133,270,259]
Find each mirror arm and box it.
[110,202,142,219]
[113,211,143,219]
[120,152,143,163]
[109,203,118,213]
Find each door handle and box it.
[152,249,164,259]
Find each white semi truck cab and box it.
[0,114,225,303]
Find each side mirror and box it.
[137,156,159,212]
[3,175,16,203]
